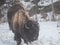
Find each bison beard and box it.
[7,4,39,45]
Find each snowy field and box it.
[0,22,60,45]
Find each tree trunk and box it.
[51,0,56,21]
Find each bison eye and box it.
[24,24,30,29]
[24,23,32,29]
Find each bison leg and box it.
[14,33,21,45]
[24,40,31,45]
[8,22,12,30]
[24,38,30,45]
[17,41,21,45]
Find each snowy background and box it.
[0,21,60,45]
[0,0,60,45]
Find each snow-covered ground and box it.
[0,23,16,45]
[0,21,60,45]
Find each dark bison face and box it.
[24,20,39,42]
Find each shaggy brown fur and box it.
[12,9,29,33]
[7,4,39,45]
[7,3,25,30]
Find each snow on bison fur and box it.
[7,3,39,45]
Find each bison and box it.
[7,3,39,45]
